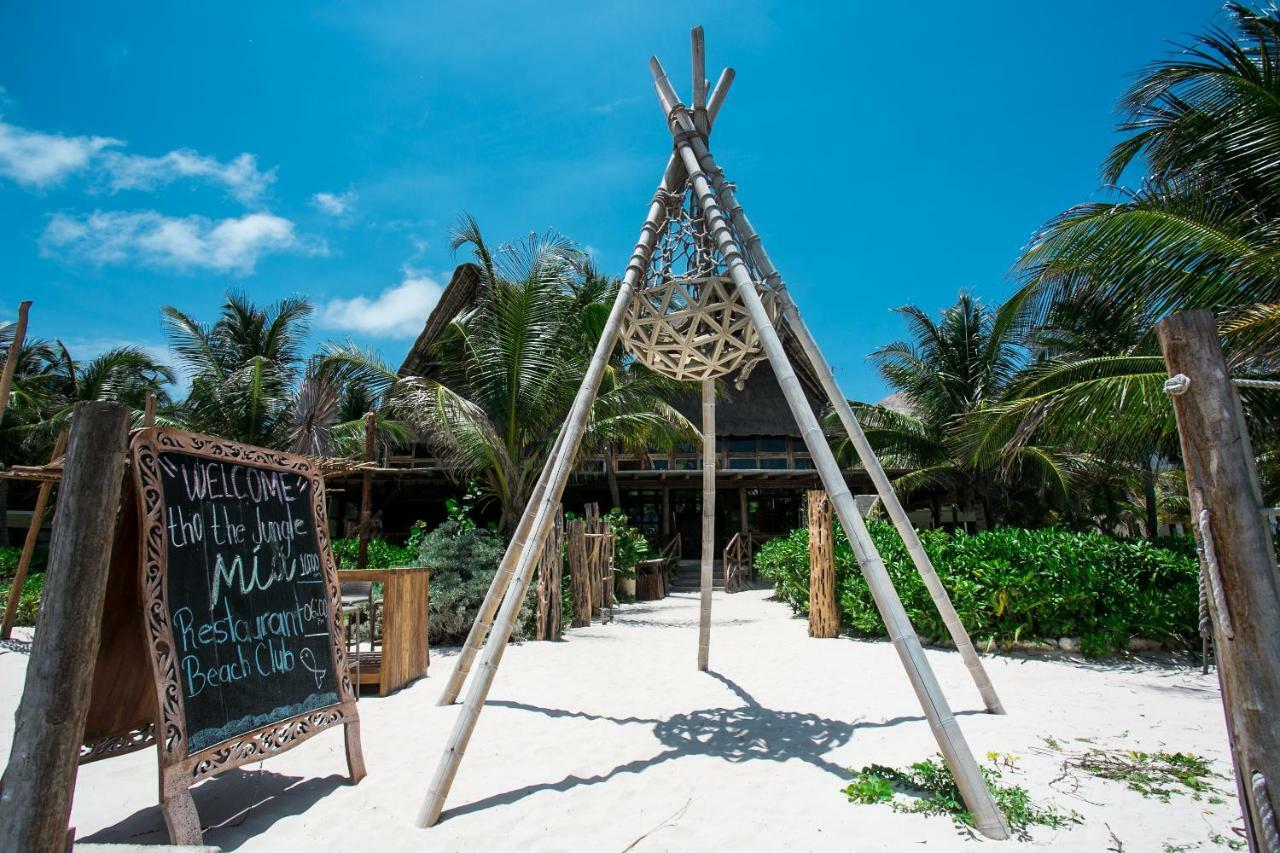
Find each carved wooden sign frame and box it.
[132,428,365,844]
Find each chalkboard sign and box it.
[130,429,363,842]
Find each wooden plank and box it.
[568,520,591,628]
[1158,310,1280,852]
[0,401,131,852]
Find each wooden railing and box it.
[659,532,682,562]
[723,532,751,593]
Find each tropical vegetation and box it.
[756,520,1200,655]
[850,3,1280,532]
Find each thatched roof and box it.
[397,263,828,437]
[397,263,483,378]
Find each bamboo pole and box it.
[1158,310,1280,853]
[0,401,130,852]
[432,69,736,708]
[688,85,1005,716]
[356,411,376,569]
[698,378,715,671]
[0,431,67,640]
[416,75,745,820]
[0,300,31,427]
[650,56,1010,839]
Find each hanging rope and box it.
[1252,772,1280,853]
[1198,504,1235,639]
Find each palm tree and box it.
[325,217,697,534]
[984,3,1280,528]
[845,291,1058,529]
[0,328,174,545]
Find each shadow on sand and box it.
[78,767,348,851]
[444,671,955,820]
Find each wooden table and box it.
[337,567,430,696]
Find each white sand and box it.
[2,590,1242,851]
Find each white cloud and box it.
[311,189,356,216]
[99,149,275,203]
[321,270,443,338]
[0,116,272,202]
[40,209,317,275]
[0,120,120,187]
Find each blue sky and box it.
[0,0,1226,402]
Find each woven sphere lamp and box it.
[621,274,777,382]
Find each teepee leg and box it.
[651,59,1011,840]
[434,72,736,707]
[698,378,715,671]
[417,135,719,825]
[698,160,1005,716]
[437,430,564,705]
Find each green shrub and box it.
[417,518,528,645]
[0,571,44,627]
[330,535,421,569]
[755,522,1199,655]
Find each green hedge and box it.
[755,522,1200,656]
[0,546,45,628]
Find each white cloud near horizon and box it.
[0,117,274,202]
[0,120,120,187]
[311,189,356,216]
[40,209,319,275]
[320,269,443,338]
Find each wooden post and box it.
[698,378,715,671]
[568,520,591,628]
[535,506,563,640]
[1,431,67,639]
[585,503,603,620]
[652,55,1010,838]
[143,390,157,427]
[0,300,31,427]
[1158,310,1280,853]
[808,490,838,638]
[0,401,130,852]
[356,410,376,569]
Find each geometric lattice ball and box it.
[621,275,778,381]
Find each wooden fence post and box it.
[536,506,563,640]
[1,431,67,639]
[568,520,591,628]
[0,401,131,852]
[808,490,839,638]
[1158,310,1280,853]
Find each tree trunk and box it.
[807,490,838,638]
[0,476,8,548]
[1143,456,1159,541]
[606,445,621,510]
[0,401,130,852]
[1158,310,1280,853]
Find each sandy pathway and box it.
[1,589,1241,851]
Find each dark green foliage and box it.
[416,518,524,644]
[330,537,420,569]
[845,755,1080,838]
[756,521,1199,654]
[0,546,46,627]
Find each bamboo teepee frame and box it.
[419,30,1010,839]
